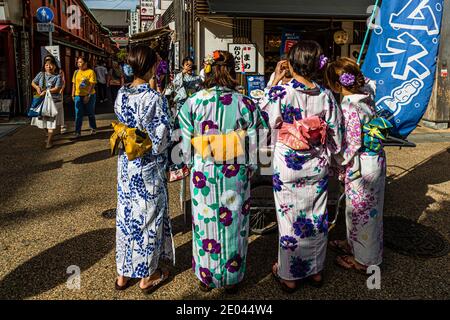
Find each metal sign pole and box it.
[49,29,52,46]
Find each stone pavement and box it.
[0,117,449,300]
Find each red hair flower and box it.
[213,50,221,61]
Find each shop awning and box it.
[0,25,11,32]
[52,38,107,57]
[207,0,374,18]
[129,26,174,44]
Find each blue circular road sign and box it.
[36,7,54,23]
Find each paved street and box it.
[0,117,449,300]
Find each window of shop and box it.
[264,20,339,81]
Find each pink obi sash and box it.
[278,116,327,150]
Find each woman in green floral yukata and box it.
[178,50,267,293]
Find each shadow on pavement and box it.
[0,228,115,299]
[71,149,111,165]
[170,202,192,236]
[68,130,112,142]
[0,198,85,228]
[385,147,450,223]
[13,149,113,174]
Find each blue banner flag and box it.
[362,0,444,138]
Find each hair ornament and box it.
[339,73,356,87]
[319,55,328,70]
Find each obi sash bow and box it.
[362,117,393,153]
[191,130,246,161]
[110,121,153,161]
[278,116,327,151]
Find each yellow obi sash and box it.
[110,121,152,161]
[191,130,246,161]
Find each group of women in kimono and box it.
[113,41,387,295]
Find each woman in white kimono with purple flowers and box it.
[325,58,389,272]
[261,41,343,292]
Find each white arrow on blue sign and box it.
[36,7,54,23]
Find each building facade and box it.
[0,0,117,115]
[28,0,116,81]
[0,0,26,117]
[90,8,130,48]
[192,0,374,82]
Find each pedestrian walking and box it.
[325,57,388,272]
[178,50,267,293]
[121,53,134,85]
[59,68,67,134]
[30,55,64,149]
[109,60,124,104]
[260,41,343,292]
[168,57,203,176]
[95,59,108,103]
[71,56,98,138]
[113,44,173,293]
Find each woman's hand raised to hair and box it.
[272,60,288,87]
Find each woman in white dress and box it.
[31,55,63,149]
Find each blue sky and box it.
[84,0,139,10]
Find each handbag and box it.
[27,96,45,117]
[168,165,190,182]
[278,116,327,151]
[110,121,153,161]
[40,90,59,118]
[28,72,47,117]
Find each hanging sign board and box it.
[140,0,155,20]
[228,44,257,73]
[174,41,180,71]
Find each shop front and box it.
[0,24,19,119]
[197,0,375,89]
[262,19,368,82]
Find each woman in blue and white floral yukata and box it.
[114,45,174,294]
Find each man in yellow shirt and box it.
[72,56,98,138]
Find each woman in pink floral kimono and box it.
[325,57,390,273]
[261,41,343,292]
